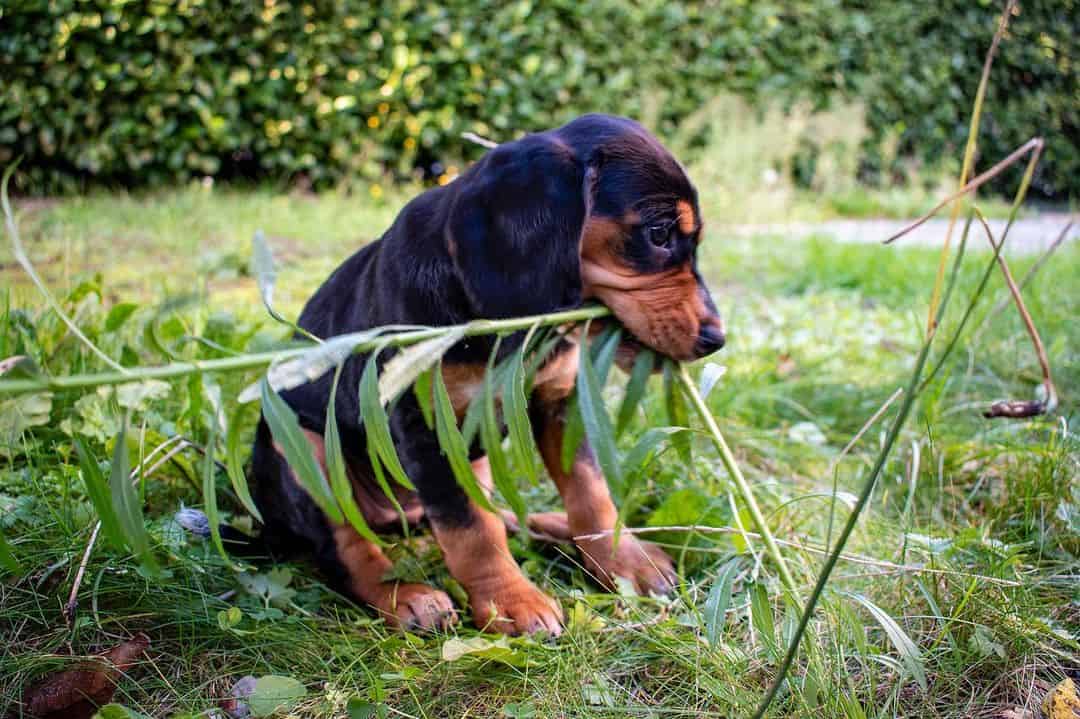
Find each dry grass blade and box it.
[973,220,1074,343]
[2,165,129,373]
[971,208,1058,417]
[882,137,1043,246]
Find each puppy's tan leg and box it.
[534,404,676,596]
[429,458,563,636]
[275,430,456,631]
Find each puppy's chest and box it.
[440,343,580,417]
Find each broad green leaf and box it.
[559,393,585,472]
[619,426,689,482]
[104,302,138,332]
[110,422,158,573]
[366,431,409,535]
[577,332,622,498]
[377,327,466,406]
[248,674,307,717]
[703,558,741,645]
[749,582,776,653]
[92,704,153,719]
[481,344,525,528]
[75,438,126,551]
[260,378,343,524]
[502,340,540,485]
[591,325,621,383]
[413,368,435,430]
[843,592,928,691]
[326,365,381,545]
[0,526,20,573]
[662,361,692,464]
[616,349,654,437]
[359,352,415,490]
[433,362,495,512]
[225,403,263,522]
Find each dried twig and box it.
[972,221,1074,344]
[972,209,1058,418]
[882,137,1043,246]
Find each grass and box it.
[1,184,1078,718]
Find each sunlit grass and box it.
[1,182,1076,717]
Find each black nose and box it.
[695,325,726,355]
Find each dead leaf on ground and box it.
[219,674,258,719]
[1042,677,1080,719]
[23,633,149,718]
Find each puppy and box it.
[249,114,724,635]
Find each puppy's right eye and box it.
[647,225,674,248]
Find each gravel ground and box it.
[734,212,1077,256]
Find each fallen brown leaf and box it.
[1043,677,1080,719]
[23,633,150,718]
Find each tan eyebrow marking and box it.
[676,199,696,235]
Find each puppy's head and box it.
[447,114,723,361]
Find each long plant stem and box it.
[923,0,1015,333]
[675,364,799,598]
[0,306,612,397]
[749,215,972,719]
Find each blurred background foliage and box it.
[1,0,1076,199]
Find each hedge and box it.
[1,0,1076,199]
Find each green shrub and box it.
[1,0,1075,200]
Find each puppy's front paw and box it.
[578,535,677,597]
[374,582,458,632]
[470,578,564,637]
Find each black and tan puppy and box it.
[250,114,724,635]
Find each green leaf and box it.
[0,526,20,574]
[616,349,654,437]
[843,592,928,691]
[109,422,158,573]
[481,344,525,528]
[703,558,741,646]
[248,674,307,717]
[75,438,126,551]
[502,340,540,485]
[359,352,415,491]
[662,361,692,464]
[413,368,435,430]
[441,636,526,667]
[326,365,381,544]
[591,326,621,383]
[749,581,776,654]
[225,403,262,522]
[260,377,343,523]
[577,332,622,499]
[620,426,689,483]
[104,302,138,332]
[377,327,466,406]
[433,361,495,512]
[201,422,236,566]
[92,704,153,719]
[559,393,585,473]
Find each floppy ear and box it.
[447,136,596,318]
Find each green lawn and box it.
[1,187,1077,718]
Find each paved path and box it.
[733,212,1077,256]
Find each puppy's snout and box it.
[694,322,725,357]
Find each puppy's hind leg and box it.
[252,420,455,631]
